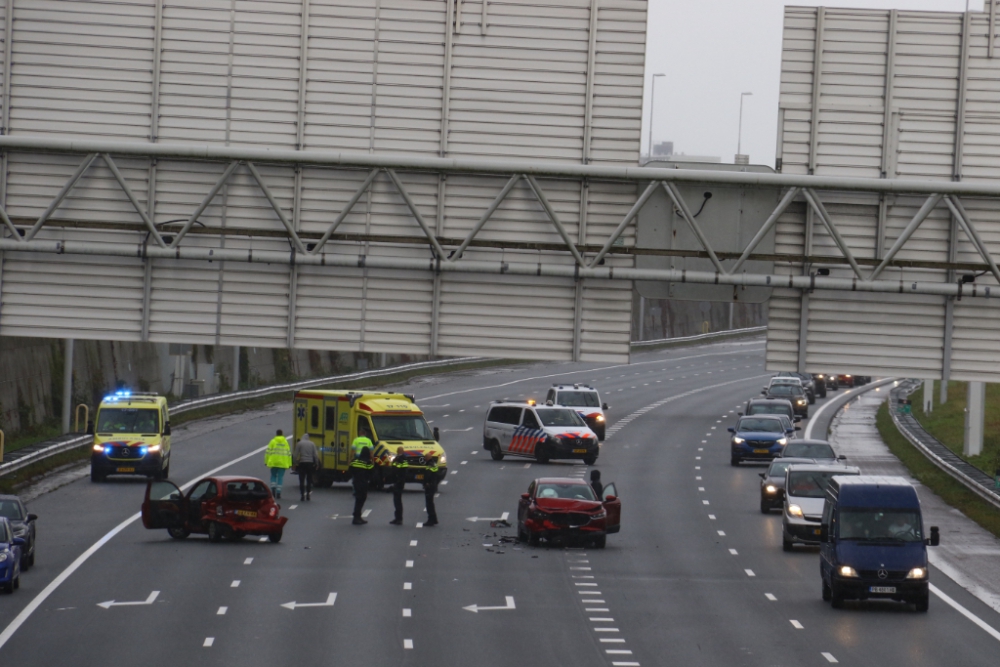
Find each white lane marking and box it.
[587,608,610,612]
[600,638,626,643]
[97,590,160,609]
[231,580,240,588]
[790,620,803,629]
[702,500,710,505]
[404,639,414,649]
[930,583,1000,643]
[717,530,725,536]
[450,470,458,475]
[804,378,896,438]
[822,653,838,663]
[696,476,702,480]
[765,593,777,601]
[416,522,423,528]
[404,582,413,590]
[594,628,620,632]
[575,582,598,586]
[606,649,633,654]
[570,567,592,571]
[695,466,701,470]
[403,608,412,617]
[362,509,372,517]
[471,450,478,455]
[281,593,337,610]
[586,600,606,603]
[524,463,532,469]
[590,617,615,622]
[461,461,468,465]
[406,560,414,568]
[695,457,702,460]
[441,480,448,485]
[579,591,603,595]
[289,505,298,510]
[729,549,738,555]
[410,540,418,546]
[0,444,269,651]
[244,558,253,565]
[612,662,640,666]
[708,514,716,520]
[698,487,705,492]
[573,576,595,579]
[204,637,215,648]
[259,536,268,542]
[745,569,755,577]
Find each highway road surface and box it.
[1,337,999,666]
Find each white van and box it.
[483,400,600,464]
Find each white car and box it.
[545,384,608,440]
[483,400,600,464]
[782,463,860,551]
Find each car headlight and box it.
[92,444,103,452]
[797,399,807,405]
[438,454,447,466]
[838,565,859,578]
[592,510,607,519]
[148,444,161,453]
[776,438,787,446]
[906,567,927,580]
[765,485,777,494]
[732,436,745,444]
[787,504,804,517]
[0,552,7,563]
[596,415,605,422]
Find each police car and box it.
[545,384,609,441]
[483,400,600,465]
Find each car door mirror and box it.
[27,514,37,522]
[433,427,440,441]
[838,455,846,460]
[758,472,766,479]
[928,526,940,546]
[163,422,171,436]
[737,412,743,417]
[820,525,829,542]
[602,403,609,411]
[795,426,802,431]
[761,389,767,395]
[727,427,735,433]
[12,537,25,547]
[603,495,617,502]
[793,416,801,422]
[521,493,530,500]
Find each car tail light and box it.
[268,506,277,517]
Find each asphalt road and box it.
[1,338,999,665]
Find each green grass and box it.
[2,422,65,456]
[911,381,1000,477]
[876,401,1000,540]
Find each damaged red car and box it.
[517,477,621,548]
[141,476,288,542]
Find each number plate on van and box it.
[869,586,896,594]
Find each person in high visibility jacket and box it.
[389,446,408,525]
[349,447,375,525]
[352,434,374,460]
[423,456,441,526]
[265,429,293,499]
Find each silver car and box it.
[782,463,860,550]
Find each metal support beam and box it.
[730,186,799,273]
[589,180,658,268]
[140,258,152,341]
[385,168,448,260]
[797,290,809,373]
[661,182,726,274]
[954,9,971,182]
[923,378,933,413]
[441,0,455,156]
[24,153,99,241]
[524,174,587,268]
[0,0,14,209]
[944,196,1000,286]
[869,193,943,280]
[582,0,599,165]
[170,161,240,247]
[102,154,168,247]
[964,381,985,457]
[311,168,380,254]
[61,339,74,434]
[942,298,954,403]
[808,6,825,175]
[287,264,298,348]
[245,161,308,254]
[449,174,520,261]
[802,188,864,279]
[233,345,241,391]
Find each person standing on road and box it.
[390,446,409,525]
[352,432,374,460]
[422,456,441,526]
[589,469,603,499]
[265,429,292,499]
[294,433,320,502]
[350,447,374,525]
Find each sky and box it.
[642,0,985,167]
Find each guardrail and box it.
[630,326,766,349]
[0,356,485,479]
[889,380,1000,512]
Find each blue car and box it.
[0,517,24,593]
[729,415,794,466]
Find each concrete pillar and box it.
[61,339,74,434]
[963,381,985,457]
[728,302,734,330]
[923,379,933,414]
[233,346,241,392]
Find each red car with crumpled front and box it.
[517,477,621,548]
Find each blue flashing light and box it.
[104,446,112,454]
[139,447,148,456]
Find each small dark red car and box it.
[141,476,288,542]
[517,477,621,548]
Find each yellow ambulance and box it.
[292,390,447,487]
[89,391,172,482]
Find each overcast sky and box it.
[642,0,985,166]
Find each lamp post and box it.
[737,91,753,156]
[647,73,665,162]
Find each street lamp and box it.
[737,91,753,156]
[647,73,665,162]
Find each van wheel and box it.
[822,580,832,601]
[782,535,794,552]
[583,455,597,466]
[830,585,844,609]
[161,460,170,480]
[914,596,929,612]
[90,468,104,483]
[760,499,771,514]
[730,456,740,467]
[489,440,504,461]
[535,448,550,464]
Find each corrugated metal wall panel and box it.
[589,0,645,163]
[764,288,801,369]
[951,299,1000,381]
[147,235,226,345]
[579,280,631,363]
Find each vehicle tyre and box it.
[730,456,740,467]
[782,535,794,552]
[167,526,190,540]
[13,574,19,590]
[830,589,844,609]
[26,552,34,568]
[914,595,929,612]
[517,523,528,543]
[162,460,170,480]
[208,521,223,543]
[818,389,827,399]
[90,468,104,483]
[583,455,597,466]
[529,531,540,547]
[1,581,10,594]
[535,447,550,465]
[231,531,246,541]
[270,530,283,543]
[808,395,816,405]
[822,579,832,602]
[760,499,771,514]
[489,440,504,461]
[593,535,607,549]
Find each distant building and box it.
[652,141,674,157]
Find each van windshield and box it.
[371,415,434,441]
[839,509,923,542]
[556,391,600,408]
[535,409,586,427]
[97,408,160,433]
[787,471,842,498]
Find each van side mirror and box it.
[727,427,735,433]
[761,389,767,395]
[163,422,171,436]
[820,525,829,542]
[837,455,846,460]
[27,514,37,522]
[737,412,744,417]
[86,420,95,435]
[602,403,609,411]
[928,526,940,547]
[433,427,440,441]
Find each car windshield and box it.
[0,500,23,520]
[536,483,597,501]
[748,403,792,418]
[766,461,795,478]
[839,509,923,542]
[768,385,801,397]
[737,418,784,433]
[787,471,841,498]
[97,408,160,433]
[556,391,600,408]
[771,378,799,386]
[371,415,434,440]
[783,443,836,458]
[536,408,586,427]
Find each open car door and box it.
[141,480,185,530]
[602,482,621,534]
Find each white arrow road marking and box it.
[281,592,337,610]
[465,512,509,522]
[97,590,159,609]
[463,596,516,613]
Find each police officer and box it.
[265,429,292,499]
[389,446,408,525]
[349,447,374,525]
[422,456,441,526]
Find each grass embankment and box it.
[876,401,1000,540]
[911,381,1000,477]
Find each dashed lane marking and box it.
[765,593,777,601]
[822,653,838,663]
[217,607,227,615]
[729,549,738,555]
[410,540,418,546]
[590,617,614,621]
[579,591,602,595]
[594,628,620,632]
[702,500,710,505]
[404,583,412,590]
[258,537,267,542]
[289,505,298,510]
[698,487,705,492]
[587,607,610,612]
[471,451,478,455]
[450,471,458,475]
[790,620,803,629]
[406,560,414,568]
[612,662,640,666]
[204,638,214,648]
[461,461,468,465]
[600,638,626,643]
[403,609,412,617]
[362,509,372,518]
[231,580,240,588]
[404,640,414,650]
[524,463,532,468]
[717,530,725,536]
[708,514,716,520]
[606,649,632,654]
[745,570,755,577]
[416,522,424,528]
[570,567,592,570]
[575,583,598,586]
[244,558,253,565]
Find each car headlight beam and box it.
[906,567,927,580]
[765,485,777,494]
[732,436,745,444]
[776,438,787,446]
[838,565,859,578]
[787,504,804,517]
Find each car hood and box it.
[535,498,602,512]
[836,541,927,570]
[736,431,786,441]
[786,496,825,517]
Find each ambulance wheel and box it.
[161,460,170,480]
[489,440,504,461]
[90,468,105,483]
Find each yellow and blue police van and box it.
[89,391,172,482]
[293,390,447,487]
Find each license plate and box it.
[869,586,896,594]
[415,474,424,480]
[117,467,135,473]
[753,449,770,454]
[573,448,587,453]
[235,510,257,518]
[813,529,822,535]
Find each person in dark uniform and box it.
[350,447,374,525]
[389,446,408,525]
[422,456,441,526]
[590,469,603,499]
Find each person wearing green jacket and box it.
[265,429,293,499]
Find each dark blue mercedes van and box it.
[819,475,939,611]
